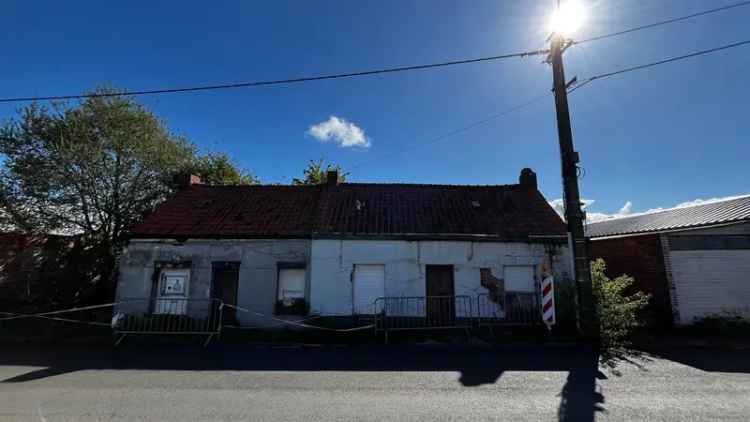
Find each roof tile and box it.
[131,182,566,240]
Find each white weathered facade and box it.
[116,237,572,327]
[309,239,571,317]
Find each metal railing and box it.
[374,295,474,332]
[113,298,223,337]
[476,292,540,325]
[109,293,540,345]
[374,293,541,340]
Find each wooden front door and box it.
[212,264,239,325]
[425,265,455,326]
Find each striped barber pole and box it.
[541,276,555,329]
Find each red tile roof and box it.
[131,182,566,241]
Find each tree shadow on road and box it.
[1,343,604,421]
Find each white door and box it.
[155,269,189,314]
[353,264,385,314]
[504,266,536,292]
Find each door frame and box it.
[211,261,240,323]
[425,265,456,324]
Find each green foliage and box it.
[292,158,348,185]
[0,87,255,298]
[591,258,650,351]
[187,152,258,186]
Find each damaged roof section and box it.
[131,171,566,241]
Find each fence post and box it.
[217,301,224,342]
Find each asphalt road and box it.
[0,343,748,421]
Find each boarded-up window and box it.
[353,264,385,314]
[155,269,190,314]
[278,268,306,301]
[503,266,535,292]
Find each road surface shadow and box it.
[645,348,750,373]
[1,343,603,421]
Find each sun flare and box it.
[549,0,586,36]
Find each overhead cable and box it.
[568,39,750,93]
[574,0,750,45]
[0,48,550,104]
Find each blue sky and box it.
[1,0,748,219]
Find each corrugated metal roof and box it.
[586,196,750,238]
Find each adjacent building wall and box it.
[665,222,750,325]
[0,233,84,309]
[309,239,571,317]
[590,234,673,327]
[590,221,750,326]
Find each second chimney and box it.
[174,173,202,189]
[519,168,537,190]
[326,170,339,186]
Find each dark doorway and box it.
[425,265,455,326]
[212,262,240,325]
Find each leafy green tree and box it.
[188,152,258,186]
[292,158,348,185]
[0,88,255,298]
[591,258,650,352]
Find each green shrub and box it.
[591,258,650,351]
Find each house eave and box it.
[129,233,568,244]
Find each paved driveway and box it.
[0,343,748,421]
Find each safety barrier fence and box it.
[113,298,223,335]
[373,295,475,331]
[2,292,541,346]
[475,292,541,325]
[374,292,541,341]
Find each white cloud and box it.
[549,195,750,224]
[644,195,749,214]
[307,115,370,148]
[618,201,632,215]
[548,198,632,223]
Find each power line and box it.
[568,39,750,93]
[0,48,550,104]
[574,0,750,45]
[349,92,550,170]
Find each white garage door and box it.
[670,249,750,325]
[504,266,536,292]
[353,264,385,314]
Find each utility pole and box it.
[549,33,599,339]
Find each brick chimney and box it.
[326,170,339,186]
[519,168,537,190]
[175,173,202,188]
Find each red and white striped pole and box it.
[541,275,556,330]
